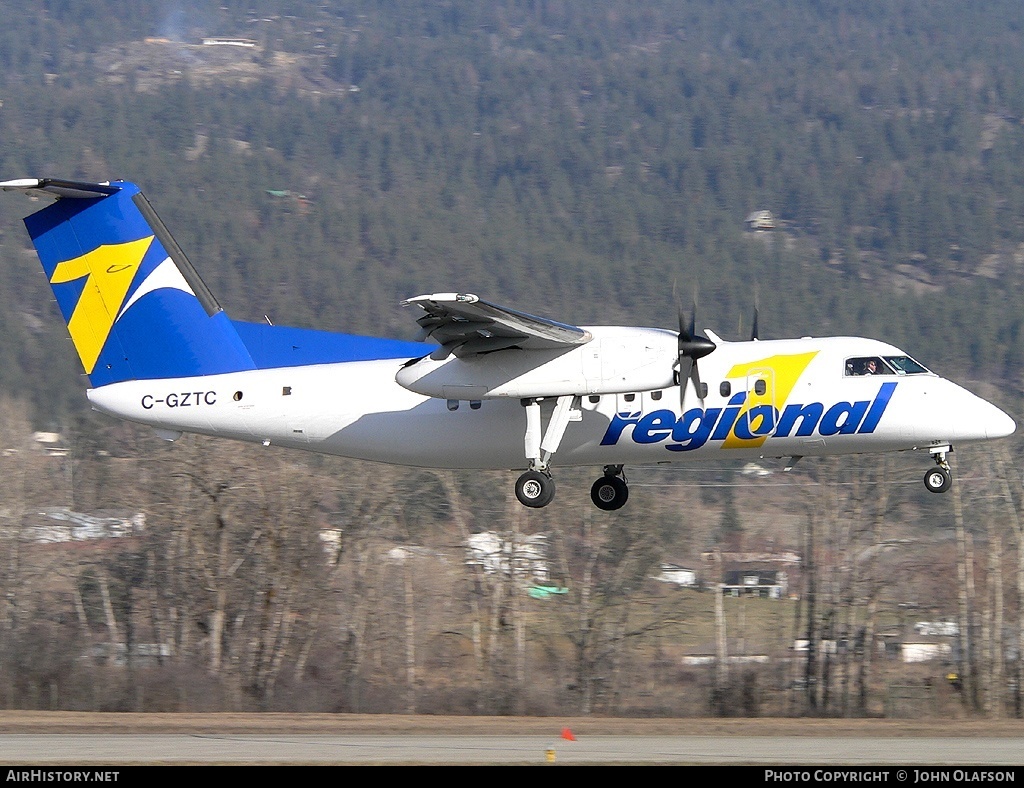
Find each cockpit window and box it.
[844,356,894,376]
[883,355,930,374]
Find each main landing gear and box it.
[515,465,631,510]
[513,397,630,510]
[515,469,556,508]
[514,396,575,509]
[591,466,629,511]
[923,446,953,494]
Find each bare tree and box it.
[994,444,1023,717]
[547,503,667,716]
[952,455,979,712]
[854,462,892,717]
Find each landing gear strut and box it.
[924,446,952,494]
[515,395,578,508]
[591,465,629,511]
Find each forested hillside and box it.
[1,0,1024,419]
[0,0,1021,717]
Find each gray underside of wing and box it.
[401,293,592,359]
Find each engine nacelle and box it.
[396,326,678,399]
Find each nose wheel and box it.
[924,447,952,494]
[924,466,952,494]
[591,465,629,511]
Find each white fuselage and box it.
[85,329,1015,472]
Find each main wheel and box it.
[515,470,556,508]
[591,474,629,511]
[924,466,952,494]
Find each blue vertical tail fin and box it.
[2,178,256,386]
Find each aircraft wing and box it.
[401,292,592,359]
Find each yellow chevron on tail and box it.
[49,236,153,374]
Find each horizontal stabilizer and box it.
[0,178,121,199]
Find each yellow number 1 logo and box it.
[49,236,153,374]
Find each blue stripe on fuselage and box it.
[600,381,898,452]
[232,320,427,368]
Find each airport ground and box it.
[0,713,1023,765]
[0,711,1020,737]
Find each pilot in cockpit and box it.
[846,357,885,376]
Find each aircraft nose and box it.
[958,388,1015,438]
[943,386,1015,442]
[984,401,1016,439]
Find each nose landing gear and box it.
[924,446,952,494]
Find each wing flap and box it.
[402,292,591,357]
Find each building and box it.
[901,642,953,663]
[23,508,144,543]
[201,37,258,48]
[466,532,550,583]
[655,563,698,587]
[32,431,68,457]
[745,210,775,231]
[722,569,787,598]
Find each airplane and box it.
[1,177,1016,510]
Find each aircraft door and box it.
[744,367,776,437]
[281,384,310,444]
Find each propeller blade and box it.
[676,299,716,411]
[677,301,692,411]
[690,358,706,406]
[678,355,694,411]
[751,306,760,341]
[677,300,690,343]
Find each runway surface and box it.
[0,714,1020,765]
[0,733,1022,765]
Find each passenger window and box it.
[651,390,662,401]
[753,379,767,396]
[588,395,601,404]
[624,393,636,402]
[720,381,731,397]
